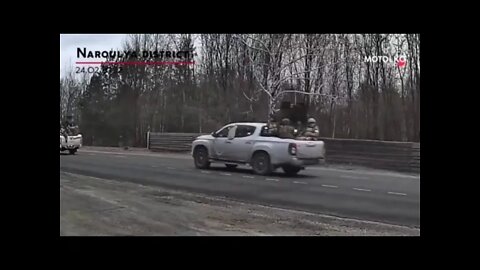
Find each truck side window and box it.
[216,126,233,137]
[235,125,256,138]
[260,125,271,137]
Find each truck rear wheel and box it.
[251,152,272,175]
[69,149,77,155]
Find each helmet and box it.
[281,118,290,125]
[307,118,316,124]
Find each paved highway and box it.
[60,149,420,227]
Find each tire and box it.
[251,152,272,175]
[225,164,238,169]
[69,149,77,155]
[282,166,301,176]
[193,146,210,169]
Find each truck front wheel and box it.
[193,146,210,169]
[69,149,77,155]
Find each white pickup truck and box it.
[60,129,82,155]
[191,122,325,176]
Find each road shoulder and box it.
[60,172,420,236]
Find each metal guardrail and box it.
[148,132,202,152]
[317,138,420,173]
[147,132,420,173]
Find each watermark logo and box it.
[364,55,407,68]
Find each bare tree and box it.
[233,34,344,118]
[60,66,84,122]
[64,33,420,145]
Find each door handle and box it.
[226,141,232,144]
[245,141,252,144]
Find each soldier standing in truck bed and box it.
[278,118,295,139]
[303,117,320,139]
[267,116,279,136]
[294,120,304,137]
[64,115,79,135]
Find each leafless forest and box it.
[60,34,420,146]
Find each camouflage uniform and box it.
[60,126,67,144]
[294,121,304,137]
[303,118,319,138]
[268,118,279,136]
[62,116,78,142]
[278,118,295,139]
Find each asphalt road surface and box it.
[60,149,420,228]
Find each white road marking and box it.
[293,181,307,185]
[114,155,127,158]
[341,175,369,180]
[220,173,232,176]
[310,167,420,180]
[88,153,96,156]
[322,184,338,188]
[200,171,211,174]
[353,188,371,192]
[166,167,174,169]
[242,176,254,179]
[81,149,193,160]
[388,192,407,196]
[151,165,159,168]
[266,178,279,182]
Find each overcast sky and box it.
[60,34,127,78]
